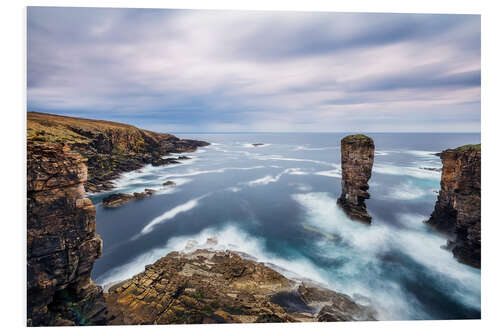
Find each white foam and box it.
[96,224,327,288]
[385,182,427,200]
[140,195,208,235]
[242,143,272,148]
[295,145,333,151]
[406,150,440,158]
[375,150,393,156]
[159,166,267,179]
[226,186,242,193]
[289,182,313,192]
[315,169,342,178]
[253,155,333,167]
[373,164,441,180]
[292,192,481,317]
[245,168,305,186]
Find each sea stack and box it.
[426,144,481,268]
[337,134,375,224]
[27,141,107,326]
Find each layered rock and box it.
[102,189,156,208]
[105,249,376,324]
[27,141,107,326]
[27,112,209,192]
[337,135,375,223]
[426,144,481,268]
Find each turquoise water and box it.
[90,133,480,320]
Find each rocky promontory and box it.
[104,248,376,324]
[426,144,481,268]
[27,112,209,192]
[27,142,107,326]
[337,134,375,223]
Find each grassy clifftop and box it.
[27,112,209,192]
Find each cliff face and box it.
[105,248,376,324]
[27,141,107,326]
[337,135,375,223]
[426,144,481,268]
[27,112,209,192]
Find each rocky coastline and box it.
[27,142,107,326]
[426,144,481,268]
[337,134,375,223]
[28,112,209,192]
[104,248,376,324]
[27,114,376,326]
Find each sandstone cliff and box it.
[27,112,209,192]
[337,134,375,223]
[105,249,376,324]
[426,144,481,268]
[27,141,107,326]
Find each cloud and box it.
[27,8,480,132]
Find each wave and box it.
[292,192,480,318]
[253,155,333,167]
[140,195,209,235]
[245,168,306,186]
[373,164,441,180]
[158,165,267,179]
[384,181,428,200]
[96,224,328,289]
[289,182,313,192]
[242,143,272,148]
[406,150,440,158]
[295,145,334,151]
[315,169,341,178]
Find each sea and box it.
[89,132,481,320]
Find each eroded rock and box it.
[27,141,107,326]
[337,134,375,223]
[104,248,376,325]
[426,144,481,268]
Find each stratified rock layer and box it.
[105,249,376,324]
[426,144,481,268]
[27,112,209,192]
[337,135,375,223]
[27,141,107,326]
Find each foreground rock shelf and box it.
[105,248,376,324]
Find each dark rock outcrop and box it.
[151,157,181,167]
[27,141,107,326]
[104,248,376,324]
[337,134,375,223]
[102,189,156,208]
[27,112,209,192]
[426,144,481,268]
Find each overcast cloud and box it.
[27,7,480,132]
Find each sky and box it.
[27,7,481,132]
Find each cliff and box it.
[27,142,107,326]
[337,134,375,223]
[105,248,376,324]
[426,144,481,268]
[27,112,209,192]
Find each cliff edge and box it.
[27,141,107,326]
[27,112,209,192]
[337,135,375,223]
[426,144,481,268]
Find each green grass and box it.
[454,144,481,152]
[342,134,374,145]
